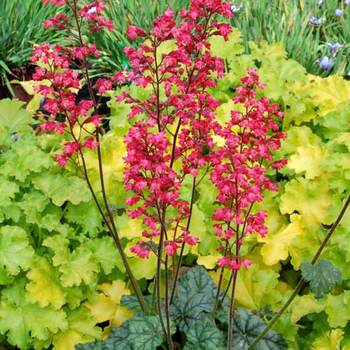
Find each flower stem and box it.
[226,269,239,350]
[169,176,197,304]
[70,0,148,313]
[247,194,350,350]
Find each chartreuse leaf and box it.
[87,237,122,274]
[287,144,328,179]
[86,280,133,328]
[53,307,101,350]
[0,177,19,207]
[183,313,225,350]
[84,131,126,197]
[301,260,342,299]
[0,135,52,182]
[33,173,91,206]
[261,214,303,266]
[0,225,34,275]
[26,257,66,310]
[291,295,325,324]
[280,177,333,229]
[44,235,99,287]
[210,29,244,60]
[0,280,67,349]
[171,267,217,331]
[0,99,32,135]
[311,329,344,350]
[229,309,287,350]
[65,202,102,237]
[325,291,350,328]
[308,75,350,117]
[128,254,157,280]
[234,265,282,310]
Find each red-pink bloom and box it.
[84,137,99,149]
[85,114,101,127]
[55,154,68,167]
[95,78,113,94]
[127,25,147,40]
[130,242,150,259]
[43,13,68,29]
[210,69,286,268]
[42,0,66,6]
[165,241,178,256]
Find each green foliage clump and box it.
[0,99,127,350]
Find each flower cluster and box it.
[210,70,286,271]
[33,0,114,167]
[119,0,233,258]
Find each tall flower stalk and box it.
[32,0,148,312]
[34,0,286,348]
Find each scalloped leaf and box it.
[301,260,342,299]
[171,267,217,331]
[0,226,34,275]
[229,309,287,350]
[184,313,225,350]
[77,316,165,350]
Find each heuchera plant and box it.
[33,0,285,349]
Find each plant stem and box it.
[164,256,174,350]
[226,270,239,350]
[212,242,229,315]
[70,0,148,313]
[155,222,172,347]
[247,194,350,350]
[169,176,197,303]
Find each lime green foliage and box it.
[0,100,129,350]
[205,30,350,349]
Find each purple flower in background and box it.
[310,16,326,25]
[326,42,343,55]
[345,0,350,5]
[317,56,334,70]
[335,8,344,16]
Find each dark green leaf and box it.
[121,295,154,313]
[229,309,287,350]
[76,316,164,350]
[176,266,217,301]
[76,342,104,350]
[184,313,225,350]
[171,267,217,331]
[301,260,342,299]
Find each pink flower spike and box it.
[165,241,178,256]
[55,154,68,167]
[183,233,198,246]
[127,25,147,40]
[84,137,99,149]
[95,78,113,94]
[242,259,252,269]
[130,242,150,259]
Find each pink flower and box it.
[130,242,150,259]
[84,137,99,149]
[94,78,112,94]
[55,154,68,167]
[183,233,198,245]
[165,241,178,256]
[127,25,147,40]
